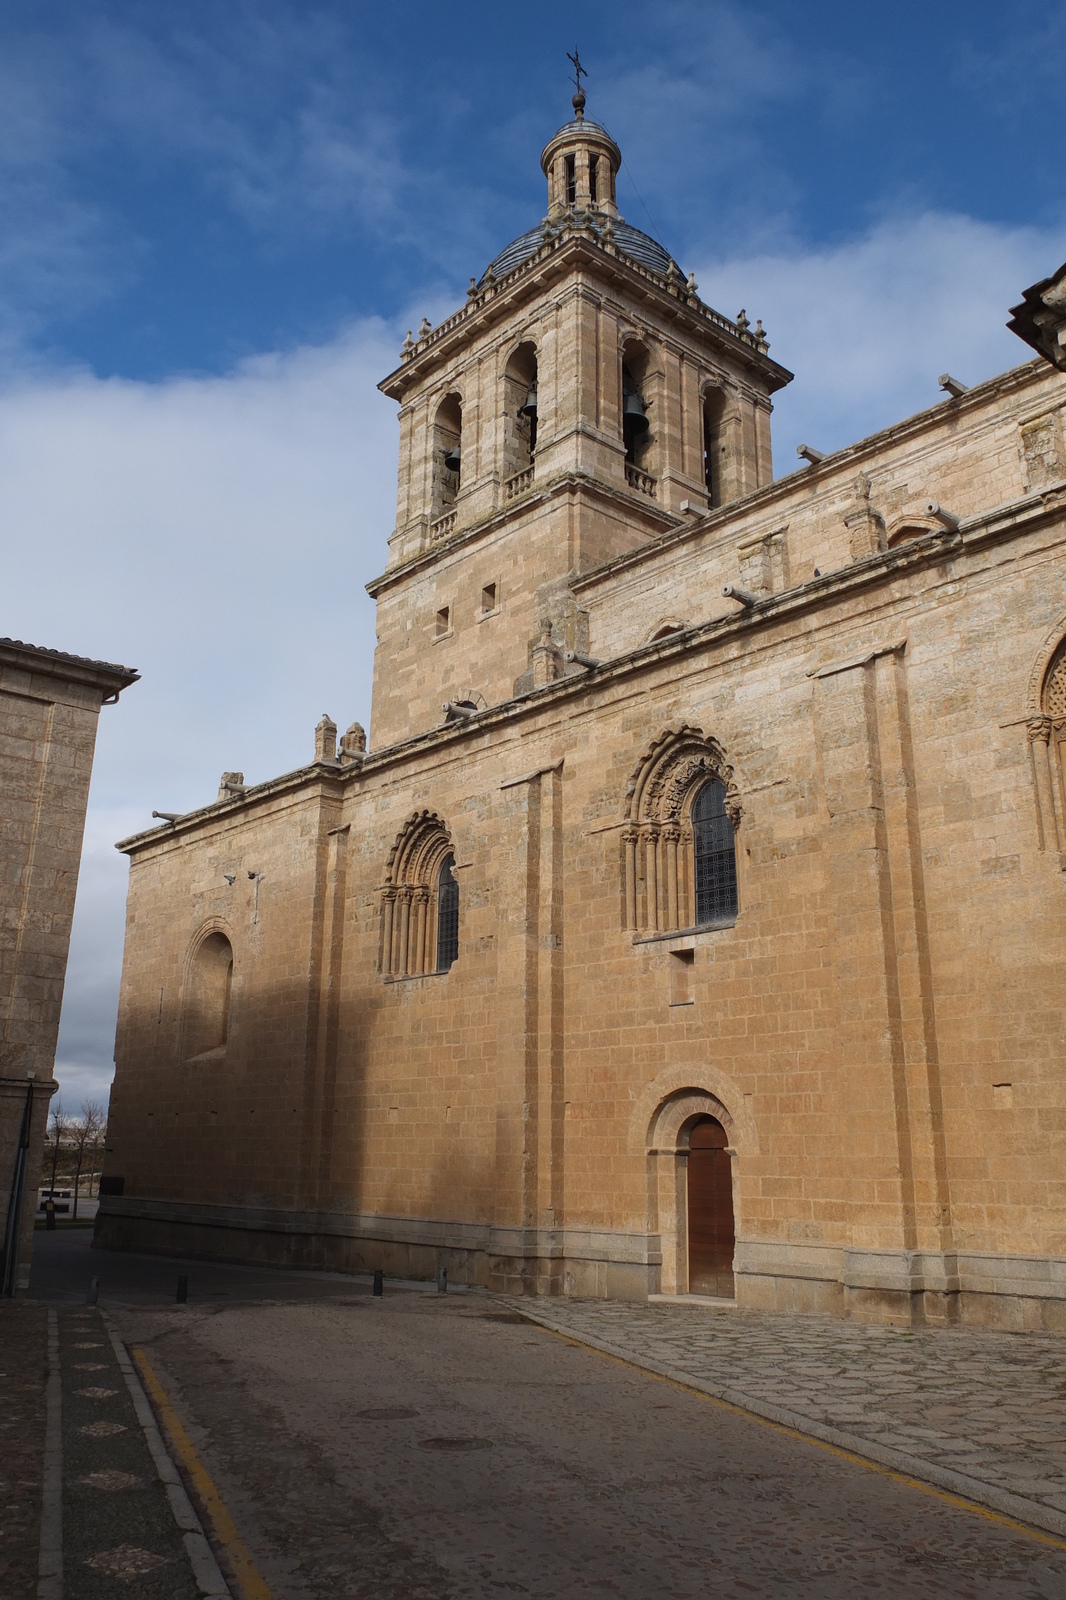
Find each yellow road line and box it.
[131,1346,274,1600]
[538,1324,1066,1553]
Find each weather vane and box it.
[567,48,587,98]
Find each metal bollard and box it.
[44,1199,56,1231]
[87,1276,99,1306]
[372,1269,384,1297]
[437,1268,448,1294]
[176,1273,188,1303]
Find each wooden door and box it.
[687,1117,735,1297]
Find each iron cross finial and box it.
[567,48,587,95]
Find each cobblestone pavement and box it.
[497,1296,1066,1539]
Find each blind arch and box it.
[182,930,233,1059]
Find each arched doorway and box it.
[687,1117,734,1296]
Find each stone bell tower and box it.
[367,91,792,748]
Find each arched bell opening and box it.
[502,341,538,483]
[431,392,463,520]
[621,343,652,472]
[702,387,728,508]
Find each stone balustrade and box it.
[625,464,657,498]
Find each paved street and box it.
[499,1295,1066,1540]
[16,1233,1066,1598]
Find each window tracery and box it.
[380,811,458,976]
[620,727,741,934]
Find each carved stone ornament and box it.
[623,725,741,830]
[1043,639,1066,718]
[384,809,452,887]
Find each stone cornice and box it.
[365,469,677,599]
[117,764,346,855]
[0,637,139,698]
[121,480,1066,861]
[378,230,792,400]
[570,358,1063,594]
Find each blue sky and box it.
[5,0,1065,379]
[2,0,1064,1105]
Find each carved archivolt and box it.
[1027,639,1066,854]
[1042,637,1066,717]
[620,726,740,933]
[380,810,453,976]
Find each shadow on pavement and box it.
[28,1227,452,1307]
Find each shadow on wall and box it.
[97,960,503,1282]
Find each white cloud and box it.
[6,207,1064,1108]
[693,210,1066,462]
[1,317,402,1105]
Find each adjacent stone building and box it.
[97,99,1066,1329]
[0,638,137,1294]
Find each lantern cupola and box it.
[541,90,621,221]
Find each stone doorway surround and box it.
[632,1066,757,1298]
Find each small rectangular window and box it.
[435,606,450,638]
[588,155,598,204]
[481,582,497,615]
[565,154,576,205]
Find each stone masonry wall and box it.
[0,642,135,1292]
[101,363,1066,1326]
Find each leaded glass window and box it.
[693,780,738,925]
[436,854,459,972]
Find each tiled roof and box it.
[480,218,674,288]
[0,637,139,682]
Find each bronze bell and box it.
[519,382,538,418]
[623,391,649,433]
[443,443,461,473]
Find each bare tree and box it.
[70,1102,106,1220]
[44,1100,68,1201]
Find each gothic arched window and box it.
[620,726,742,935]
[436,854,459,972]
[693,779,738,926]
[380,811,459,978]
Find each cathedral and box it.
[96,94,1066,1329]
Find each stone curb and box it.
[505,1302,1066,1543]
[37,1308,62,1600]
[102,1316,232,1597]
